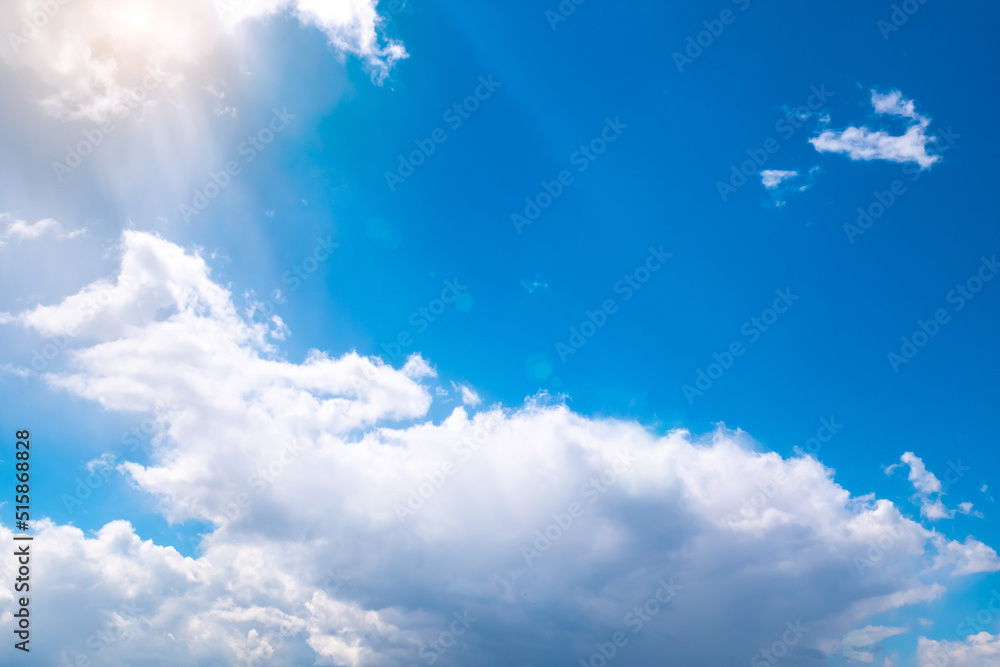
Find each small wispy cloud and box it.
[888,451,942,494]
[761,169,799,189]
[450,381,482,407]
[0,214,86,247]
[842,625,908,662]
[886,452,980,520]
[0,362,32,379]
[871,90,919,119]
[760,166,820,206]
[520,277,549,294]
[810,89,940,169]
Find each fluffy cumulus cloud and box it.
[2,232,1000,665]
[810,89,940,169]
[0,0,405,122]
[918,633,1000,666]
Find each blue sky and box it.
[1,0,999,665]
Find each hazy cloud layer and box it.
[1,0,404,123]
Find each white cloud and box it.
[897,451,943,495]
[4,230,240,341]
[217,0,407,83]
[918,632,1000,666]
[810,89,940,169]
[0,519,400,666]
[871,90,919,120]
[921,498,953,520]
[451,381,482,407]
[761,169,799,189]
[290,0,407,82]
[1,231,999,665]
[886,452,980,521]
[1,0,219,122]
[760,166,819,206]
[958,501,982,518]
[0,213,85,246]
[0,0,405,122]
[841,625,908,662]
[933,536,1000,576]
